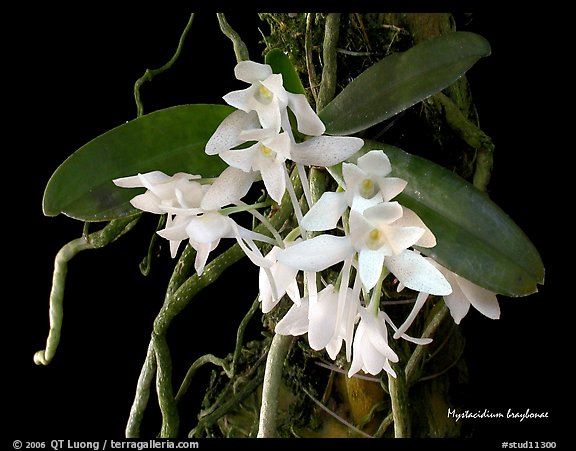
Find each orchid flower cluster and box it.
[113,60,500,379]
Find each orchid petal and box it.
[157,215,192,258]
[277,235,354,272]
[257,156,286,204]
[348,209,375,250]
[200,166,256,210]
[363,201,404,225]
[361,310,398,361]
[157,219,190,242]
[395,206,436,248]
[384,225,425,255]
[262,131,292,160]
[138,170,175,185]
[186,212,234,244]
[193,240,219,276]
[456,275,500,320]
[129,193,165,214]
[113,171,166,188]
[362,342,388,375]
[326,337,344,360]
[261,74,288,105]
[219,144,259,172]
[358,248,385,291]
[239,126,278,143]
[308,286,339,350]
[350,194,384,214]
[347,323,366,377]
[386,250,452,296]
[442,279,471,324]
[222,85,259,113]
[275,299,309,336]
[378,177,408,201]
[301,191,347,231]
[174,181,205,209]
[286,92,326,136]
[234,60,273,83]
[205,110,260,155]
[290,136,364,167]
[342,161,365,192]
[259,247,299,313]
[357,150,392,176]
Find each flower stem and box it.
[257,333,293,437]
[388,363,411,438]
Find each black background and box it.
[6,7,558,443]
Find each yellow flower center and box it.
[366,228,383,250]
[260,144,274,157]
[359,178,376,199]
[258,85,273,102]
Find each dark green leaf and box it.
[43,104,234,222]
[319,32,491,136]
[265,48,306,95]
[337,141,544,297]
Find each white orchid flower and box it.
[114,166,274,276]
[348,307,399,378]
[274,282,359,361]
[206,109,363,205]
[223,60,325,136]
[429,260,500,324]
[391,258,498,339]
[258,244,301,314]
[301,150,406,232]
[274,298,309,336]
[113,171,204,215]
[279,201,451,295]
[343,150,408,213]
[113,171,208,259]
[349,201,451,294]
[223,61,286,131]
[207,121,291,204]
[307,284,358,356]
